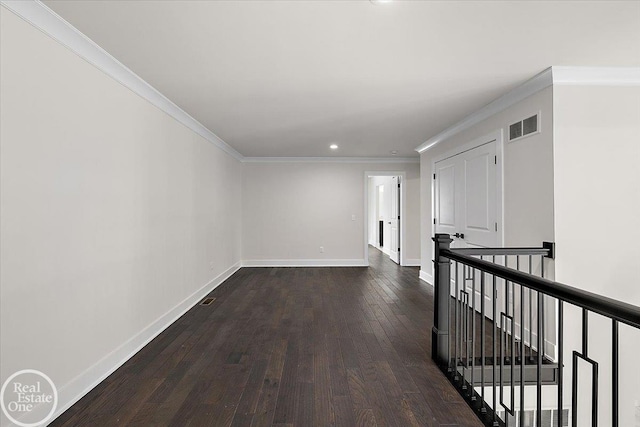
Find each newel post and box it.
[432,233,452,368]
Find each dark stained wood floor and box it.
[51,247,483,427]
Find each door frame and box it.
[430,129,505,248]
[364,171,407,267]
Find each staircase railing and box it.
[432,233,640,427]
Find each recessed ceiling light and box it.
[391,150,398,155]
[330,144,339,150]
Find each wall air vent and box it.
[508,113,540,142]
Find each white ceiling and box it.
[43,0,640,158]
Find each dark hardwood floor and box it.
[51,247,483,427]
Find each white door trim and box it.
[364,171,407,267]
[430,129,505,247]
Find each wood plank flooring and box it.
[51,247,483,427]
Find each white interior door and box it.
[434,141,499,316]
[434,141,498,247]
[389,176,400,264]
[434,156,462,248]
[460,143,497,248]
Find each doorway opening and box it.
[364,171,405,266]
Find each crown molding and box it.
[1,0,245,161]
[0,0,424,165]
[242,156,420,164]
[416,66,640,154]
[415,67,553,153]
[552,66,640,86]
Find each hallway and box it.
[52,248,482,426]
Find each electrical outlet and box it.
[351,214,356,221]
[319,246,324,253]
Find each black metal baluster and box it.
[431,240,639,427]
[447,262,453,373]
[505,256,509,319]
[461,288,473,390]
[454,262,460,380]
[571,349,578,427]
[462,289,469,389]
[480,259,486,412]
[504,256,510,365]
[500,312,506,426]
[492,256,497,425]
[537,290,542,427]
[511,306,515,423]
[538,255,545,427]
[518,259,525,427]
[582,308,588,356]
[584,309,594,427]
[471,267,476,399]
[558,300,564,427]
[572,309,598,427]
[500,312,515,425]
[612,319,618,427]
[529,255,534,362]
[593,360,599,426]
[541,256,546,362]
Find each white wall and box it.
[418,86,559,416]
[420,86,555,281]
[0,8,242,423]
[553,84,640,427]
[0,5,423,425]
[242,162,420,266]
[419,80,640,424]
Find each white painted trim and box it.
[0,0,248,160]
[48,261,241,425]
[242,156,419,164]
[378,246,391,256]
[0,1,424,164]
[419,270,433,285]
[404,258,421,267]
[416,68,552,153]
[415,66,640,153]
[369,243,390,256]
[1,0,245,161]
[242,259,368,267]
[552,66,640,86]
[364,171,407,267]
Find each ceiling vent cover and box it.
[509,113,539,142]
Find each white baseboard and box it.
[242,259,368,267]
[404,258,421,267]
[48,261,241,425]
[369,244,390,256]
[419,269,433,285]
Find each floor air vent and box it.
[509,113,539,142]
[200,297,216,306]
